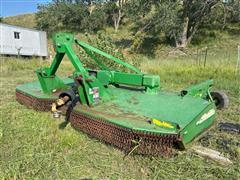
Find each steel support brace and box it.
[75,40,143,74]
[37,32,161,103]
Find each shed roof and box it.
[0,22,46,33]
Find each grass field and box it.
[0,44,239,179]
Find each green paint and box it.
[181,79,213,98]
[36,68,68,94]
[16,78,216,145]
[75,40,142,74]
[36,32,160,105]
[16,78,74,99]
[16,32,217,146]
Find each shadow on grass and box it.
[59,120,69,129]
[114,39,133,49]
[114,37,164,58]
[137,37,162,58]
[226,27,240,36]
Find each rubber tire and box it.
[59,89,76,102]
[210,91,229,110]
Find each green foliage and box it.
[128,0,229,48]
[77,32,139,71]
[103,0,129,31]
[128,0,180,50]
[33,0,240,48]
[224,0,240,23]
[36,1,107,34]
[201,0,240,30]
[127,0,240,48]
[81,7,107,32]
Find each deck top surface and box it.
[16,80,213,134]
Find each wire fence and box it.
[1,45,240,72]
[193,46,239,69]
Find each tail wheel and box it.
[210,91,229,110]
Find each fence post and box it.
[236,45,240,74]
[204,47,208,67]
[196,48,199,65]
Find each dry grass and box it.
[3,14,36,29]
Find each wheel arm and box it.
[181,80,213,99]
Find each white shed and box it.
[0,23,48,57]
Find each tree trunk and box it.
[222,4,227,29]
[113,0,125,32]
[88,0,95,15]
[175,0,191,48]
[175,0,219,48]
[113,9,122,32]
[176,16,189,48]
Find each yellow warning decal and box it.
[151,118,175,129]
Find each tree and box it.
[129,0,222,48]
[112,0,126,32]
[85,0,97,15]
[105,0,128,32]
[222,0,240,24]
[35,0,239,47]
[176,0,221,48]
[36,0,106,33]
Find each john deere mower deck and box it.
[16,33,228,156]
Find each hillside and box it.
[2,13,240,61]
[3,13,36,29]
